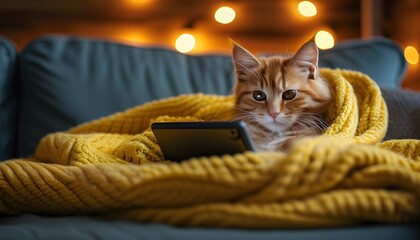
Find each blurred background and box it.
[0,0,419,90]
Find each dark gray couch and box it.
[0,35,419,240]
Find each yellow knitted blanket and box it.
[1,69,419,228]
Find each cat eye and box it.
[282,89,297,100]
[253,90,266,101]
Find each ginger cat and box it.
[232,41,332,151]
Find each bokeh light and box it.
[315,30,335,50]
[298,1,317,17]
[214,6,236,24]
[404,46,419,64]
[175,33,196,53]
[126,0,152,6]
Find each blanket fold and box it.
[1,69,419,228]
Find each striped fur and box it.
[232,41,332,151]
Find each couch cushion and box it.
[319,37,407,89]
[381,88,420,140]
[0,36,18,161]
[0,214,419,240]
[17,36,408,157]
[18,35,235,157]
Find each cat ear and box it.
[231,42,260,74]
[291,41,319,79]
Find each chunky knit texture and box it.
[0,69,419,228]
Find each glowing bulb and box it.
[298,1,317,17]
[214,6,236,24]
[315,30,335,50]
[175,33,196,53]
[404,46,419,65]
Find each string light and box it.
[315,30,334,50]
[214,6,236,24]
[404,46,419,65]
[298,1,317,17]
[175,33,196,53]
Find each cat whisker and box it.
[294,118,326,134]
[235,108,259,116]
[230,114,256,122]
[295,113,329,131]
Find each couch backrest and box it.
[318,37,407,89]
[16,36,407,157]
[0,36,18,161]
[17,36,235,157]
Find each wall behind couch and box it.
[0,0,418,91]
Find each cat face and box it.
[232,41,332,133]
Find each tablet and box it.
[151,121,255,161]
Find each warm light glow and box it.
[119,30,144,43]
[298,1,317,17]
[214,6,236,24]
[126,0,152,6]
[315,30,335,50]
[404,46,419,64]
[175,33,196,53]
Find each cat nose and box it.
[269,112,280,120]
